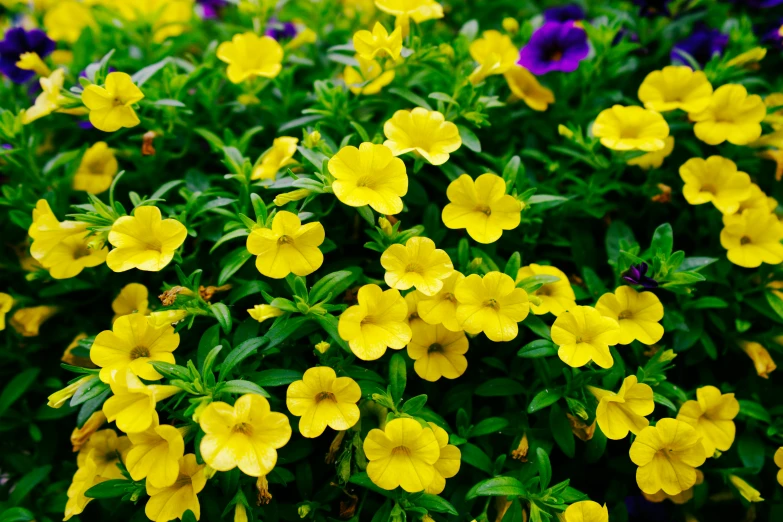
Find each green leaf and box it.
[469,417,509,437]
[8,466,51,506]
[458,125,481,152]
[0,368,39,417]
[131,57,171,86]
[737,431,765,471]
[765,291,783,321]
[502,155,521,191]
[84,479,133,499]
[310,269,359,302]
[415,493,458,515]
[536,447,552,490]
[150,362,191,381]
[475,377,524,397]
[738,400,771,424]
[0,507,36,522]
[401,394,428,414]
[389,353,407,403]
[528,389,563,413]
[348,472,396,498]
[265,316,315,348]
[518,339,557,358]
[549,403,575,458]
[460,442,493,474]
[218,248,253,286]
[253,369,304,387]
[388,88,433,111]
[504,252,521,278]
[465,476,526,500]
[220,379,270,397]
[653,393,677,412]
[210,302,233,334]
[684,297,728,310]
[522,315,551,340]
[218,337,266,381]
[650,223,673,256]
[676,257,717,272]
[69,377,108,407]
[584,425,607,463]
[356,205,375,226]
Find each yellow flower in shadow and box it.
[595,285,664,345]
[677,385,739,457]
[516,264,575,317]
[407,321,468,382]
[145,454,206,522]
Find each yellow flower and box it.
[643,470,702,504]
[126,419,186,488]
[739,341,777,379]
[504,66,555,111]
[728,475,763,502]
[627,136,675,170]
[246,210,325,279]
[726,47,767,68]
[364,417,440,492]
[112,283,149,322]
[690,84,766,146]
[455,272,530,342]
[338,284,412,360]
[593,105,670,152]
[48,375,94,409]
[563,501,609,522]
[720,209,783,268]
[30,228,107,279]
[416,271,465,331]
[77,428,130,479]
[103,370,181,433]
[44,1,95,43]
[248,304,284,323]
[765,93,783,130]
[516,264,575,317]
[64,451,104,521]
[468,30,518,84]
[145,454,206,522]
[442,173,522,244]
[676,385,739,457]
[679,156,752,215]
[107,0,192,43]
[199,394,291,476]
[406,289,425,325]
[630,418,706,496]
[217,32,284,84]
[775,447,783,486]
[148,309,189,327]
[736,183,777,214]
[107,206,188,272]
[314,341,331,353]
[589,375,654,440]
[70,411,107,453]
[252,137,298,181]
[82,72,144,133]
[16,51,52,77]
[426,422,460,494]
[73,142,118,194]
[10,305,58,337]
[551,305,620,369]
[353,22,402,60]
[637,66,713,113]
[374,0,444,36]
[286,366,361,438]
[0,292,13,331]
[28,200,91,273]
[274,189,312,206]
[344,56,395,95]
[407,322,468,382]
[382,108,461,166]
[328,142,408,214]
[381,237,454,296]
[595,286,664,345]
[22,69,70,124]
[91,313,180,382]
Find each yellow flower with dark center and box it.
[504,66,555,111]
[91,312,180,382]
[248,304,285,323]
[383,108,461,166]
[111,283,149,322]
[630,418,706,496]
[145,454,206,522]
[637,66,713,113]
[0,292,13,331]
[425,422,460,494]
[551,305,620,368]
[679,156,753,215]
[364,417,440,492]
[246,210,325,278]
[720,209,783,268]
[468,30,518,84]
[563,501,609,522]
[593,105,670,152]
[739,341,777,378]
[690,84,766,146]
[73,142,118,194]
[103,370,181,433]
[627,136,675,170]
[82,72,144,133]
[454,272,530,342]
[374,0,444,36]
[407,321,468,382]
[406,290,425,326]
[344,56,395,95]
[676,385,739,457]
[595,286,664,345]
[516,264,575,317]
[416,271,465,331]
[353,22,402,60]
[381,237,454,296]
[736,183,777,214]
[728,475,764,502]
[126,419,186,488]
[10,305,58,337]
[199,394,291,476]
[22,69,70,124]
[328,143,408,214]
[44,1,95,43]
[775,447,783,486]
[589,375,654,440]
[107,206,188,272]
[77,428,131,479]
[64,450,104,520]
[252,137,298,181]
[442,173,522,244]
[217,32,284,84]
[286,366,361,438]
[338,284,412,360]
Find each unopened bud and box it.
[502,17,519,34]
[274,189,313,206]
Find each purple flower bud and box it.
[622,263,658,289]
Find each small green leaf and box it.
[536,447,552,490]
[466,476,526,500]
[389,353,407,403]
[210,302,233,334]
[518,339,557,358]
[469,417,509,438]
[528,389,563,413]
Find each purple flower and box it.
[633,0,672,17]
[623,263,658,289]
[518,21,589,75]
[196,0,227,19]
[671,27,728,66]
[726,0,783,7]
[543,4,585,23]
[760,20,783,48]
[265,18,298,41]
[0,27,55,84]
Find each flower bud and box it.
[502,17,519,34]
[274,189,313,206]
[47,375,94,408]
[148,309,189,327]
[234,504,248,522]
[558,124,574,139]
[303,130,322,148]
[314,341,331,354]
[378,217,393,235]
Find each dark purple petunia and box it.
[671,27,728,66]
[518,21,589,75]
[0,27,56,84]
[726,0,783,7]
[633,0,672,17]
[196,0,227,19]
[265,18,299,40]
[543,4,585,23]
[623,263,658,289]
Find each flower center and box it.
[315,391,336,403]
[145,239,163,253]
[428,343,443,353]
[356,176,374,188]
[392,446,412,456]
[444,292,457,303]
[112,97,125,107]
[278,235,293,245]
[618,310,633,320]
[575,336,587,343]
[232,422,253,435]
[550,50,563,62]
[405,263,424,273]
[536,285,552,297]
[72,243,92,259]
[700,184,717,195]
[474,204,492,216]
[483,298,499,310]
[360,315,375,326]
[129,346,150,359]
[740,236,752,245]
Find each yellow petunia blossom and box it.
[516,264,575,317]
[252,137,298,181]
[425,422,461,494]
[344,56,395,95]
[10,305,58,337]
[677,385,739,457]
[468,30,518,85]
[679,156,752,215]
[442,173,522,244]
[81,72,144,133]
[627,136,675,170]
[22,69,70,124]
[112,283,149,322]
[630,418,706,496]
[77,428,130,479]
[775,447,783,487]
[720,209,783,268]
[338,284,412,360]
[32,231,107,280]
[551,305,620,369]
[28,200,94,277]
[44,1,95,43]
[563,501,609,522]
[589,375,654,440]
[104,0,193,43]
[406,290,425,326]
[199,394,291,477]
[64,451,104,521]
[0,293,13,331]
[383,108,462,166]
[690,84,766,146]
[103,370,180,433]
[217,32,284,84]
[736,183,777,214]
[504,66,555,112]
[107,206,188,272]
[353,22,402,60]
[328,142,408,214]
[145,454,206,522]
[246,210,325,279]
[364,417,440,492]
[728,475,763,502]
[593,105,670,152]
[595,286,664,345]
[71,412,107,452]
[739,341,777,378]
[381,236,454,296]
[48,375,94,408]
[637,66,713,113]
[248,304,285,323]
[407,321,468,382]
[454,272,530,342]
[73,142,118,194]
[765,93,783,130]
[126,419,186,488]
[286,366,361,438]
[643,469,703,504]
[374,0,444,37]
[416,271,465,331]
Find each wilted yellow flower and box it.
[70,411,107,452]
[81,72,144,133]
[248,304,285,323]
[691,84,766,146]
[10,305,58,337]
[338,284,412,360]
[455,272,530,342]
[107,206,188,272]
[0,293,13,331]
[589,375,654,440]
[595,286,664,345]
[504,66,555,111]
[679,156,752,215]
[374,0,444,36]
[47,375,94,408]
[593,105,670,152]
[383,108,462,166]
[353,22,402,60]
[126,419,186,488]
[551,305,620,369]
[286,366,361,438]
[364,417,440,491]
[442,174,522,244]
[417,271,465,331]
[344,56,395,95]
[407,321,468,382]
[677,385,739,457]
[381,236,453,296]
[73,142,118,194]
[246,210,325,279]
[720,209,783,268]
[76,428,130,479]
[739,340,777,378]
[145,454,206,522]
[22,69,70,124]
[728,475,764,502]
[516,264,575,317]
[627,136,675,170]
[426,422,461,494]
[217,32,284,84]
[637,66,713,113]
[111,283,149,322]
[103,370,180,433]
[64,451,104,520]
[468,30,518,84]
[44,1,95,43]
[564,501,609,522]
[252,137,298,181]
